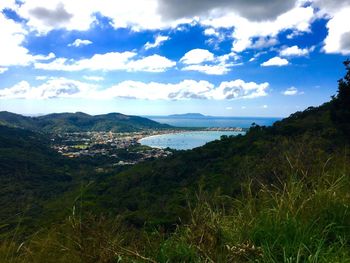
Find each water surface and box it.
[139,131,244,150]
[147,116,281,128]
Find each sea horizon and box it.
[146,115,282,128]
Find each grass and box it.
[1,151,349,262]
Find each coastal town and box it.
[51,127,245,165]
[51,130,177,165]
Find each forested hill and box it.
[85,100,346,226]
[83,61,350,227]
[0,125,73,231]
[0,111,171,133]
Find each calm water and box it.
[139,131,245,150]
[147,116,281,128]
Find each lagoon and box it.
[139,131,245,150]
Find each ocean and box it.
[146,116,281,128]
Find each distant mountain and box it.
[0,111,171,133]
[0,111,39,130]
[167,113,209,118]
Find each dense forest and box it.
[0,60,349,262]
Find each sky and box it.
[0,0,350,117]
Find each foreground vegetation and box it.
[0,60,350,262]
[2,152,349,262]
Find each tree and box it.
[331,59,350,139]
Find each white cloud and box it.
[282,86,302,96]
[0,78,269,101]
[99,80,213,100]
[182,64,232,75]
[286,30,304,39]
[14,0,307,36]
[126,54,176,72]
[321,7,350,55]
[16,0,187,34]
[262,105,268,108]
[3,0,348,72]
[250,37,279,49]
[0,78,97,99]
[35,52,176,72]
[179,49,239,75]
[210,80,269,99]
[312,0,350,15]
[102,79,268,100]
[201,5,315,52]
[203,28,227,49]
[204,28,219,37]
[36,76,48,80]
[0,0,16,11]
[180,49,215,64]
[68,39,93,47]
[280,45,312,57]
[261,56,289,67]
[0,0,333,66]
[0,12,56,67]
[144,35,170,50]
[226,106,232,110]
[83,76,104,81]
[0,12,31,66]
[10,0,350,60]
[33,52,56,61]
[0,67,8,74]
[310,1,350,55]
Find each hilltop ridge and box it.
[0,111,171,133]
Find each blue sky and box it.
[0,0,350,117]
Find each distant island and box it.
[167,113,209,118]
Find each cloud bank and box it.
[0,78,269,100]
[0,0,349,70]
[34,52,176,72]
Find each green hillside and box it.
[0,125,74,233]
[82,58,350,226]
[82,101,346,228]
[0,111,171,133]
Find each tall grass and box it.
[1,152,349,262]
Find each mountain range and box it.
[0,111,171,133]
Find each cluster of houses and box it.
[204,127,245,131]
[51,131,173,163]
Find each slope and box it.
[83,73,349,227]
[0,125,74,233]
